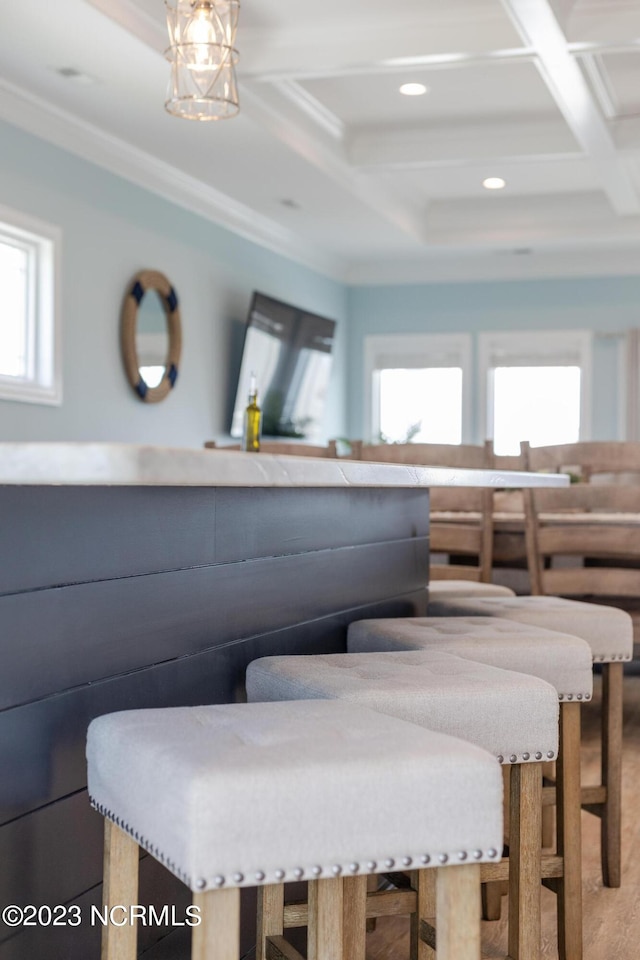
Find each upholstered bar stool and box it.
[346,618,594,960]
[87,699,503,960]
[426,594,632,888]
[247,649,559,960]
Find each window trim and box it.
[0,205,62,406]
[364,333,472,443]
[478,329,592,445]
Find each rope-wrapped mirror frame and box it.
[120,269,182,403]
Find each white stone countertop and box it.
[0,443,570,488]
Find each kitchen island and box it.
[0,443,567,959]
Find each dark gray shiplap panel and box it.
[0,851,262,960]
[0,487,429,595]
[0,792,102,918]
[213,487,429,565]
[0,843,191,956]
[0,481,431,960]
[0,591,426,825]
[1,539,428,709]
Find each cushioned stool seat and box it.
[247,650,558,960]
[347,616,593,702]
[426,593,632,888]
[427,594,632,663]
[87,699,503,960]
[247,649,558,764]
[429,580,516,601]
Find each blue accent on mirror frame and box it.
[131,281,145,305]
[167,287,179,313]
[136,379,148,399]
[168,364,178,387]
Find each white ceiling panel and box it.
[563,0,640,44]
[299,60,562,129]
[383,157,601,201]
[593,51,640,118]
[0,0,637,282]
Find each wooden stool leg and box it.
[556,702,583,960]
[541,761,556,849]
[101,820,139,960]
[601,661,623,888]
[411,869,436,960]
[508,763,542,960]
[343,876,367,960]
[366,874,378,932]
[192,887,240,960]
[483,766,509,921]
[257,884,285,960]
[308,877,343,960]
[435,864,481,960]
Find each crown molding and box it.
[346,242,640,286]
[0,78,345,282]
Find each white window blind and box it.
[479,330,592,454]
[364,333,472,443]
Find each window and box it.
[479,330,591,455]
[364,334,472,444]
[0,207,61,404]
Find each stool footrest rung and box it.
[283,888,418,928]
[366,889,417,918]
[542,784,607,806]
[420,918,437,950]
[283,901,307,929]
[266,935,305,960]
[480,854,564,883]
[582,784,607,805]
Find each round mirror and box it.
[120,269,182,403]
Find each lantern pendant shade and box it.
[165,0,240,120]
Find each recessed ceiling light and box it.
[399,82,428,97]
[53,66,97,85]
[483,177,506,190]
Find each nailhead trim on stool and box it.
[87,699,503,892]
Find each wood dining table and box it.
[432,490,640,567]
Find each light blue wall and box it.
[347,278,640,442]
[4,113,640,449]
[0,119,347,446]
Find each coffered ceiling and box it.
[2,0,640,282]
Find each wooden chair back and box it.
[524,441,640,483]
[488,440,527,472]
[349,440,490,468]
[204,441,338,457]
[523,483,640,597]
[349,441,495,582]
[428,486,495,582]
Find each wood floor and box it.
[365,672,640,960]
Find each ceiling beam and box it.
[244,47,537,84]
[349,117,580,170]
[501,0,640,215]
[86,0,167,52]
